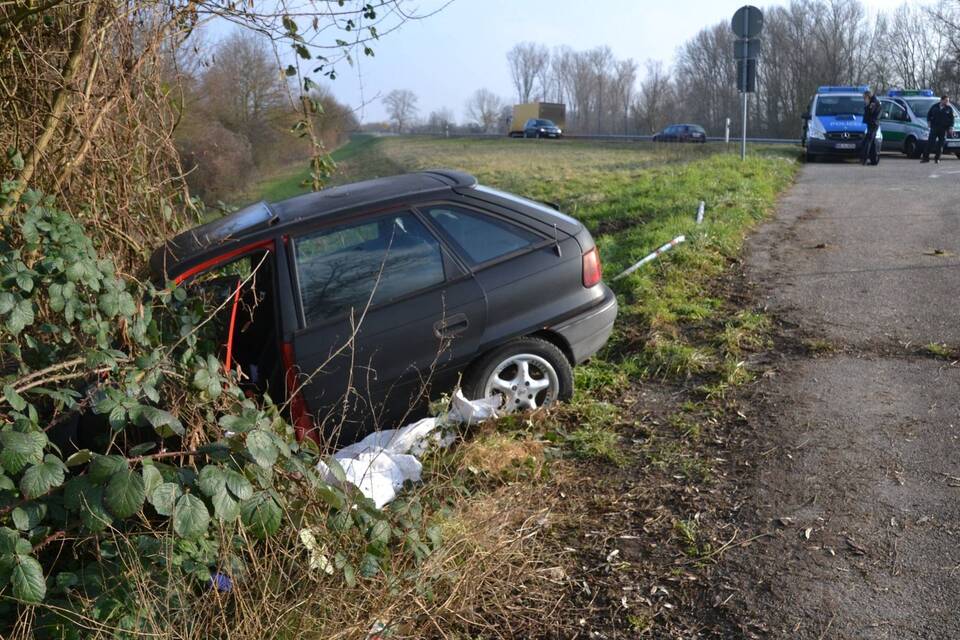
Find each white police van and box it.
[802,86,882,163]
[879,89,960,158]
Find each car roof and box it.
[150,169,476,280]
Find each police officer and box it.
[861,89,881,166]
[922,94,955,164]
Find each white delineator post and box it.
[696,201,705,224]
[613,235,686,281]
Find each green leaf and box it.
[11,554,45,602]
[0,474,14,491]
[98,286,135,319]
[0,292,15,315]
[140,406,184,437]
[78,485,112,533]
[14,272,33,293]
[105,468,145,518]
[20,456,65,499]
[240,492,282,539]
[224,469,253,501]
[0,528,20,554]
[219,413,256,433]
[198,465,227,497]
[246,430,278,468]
[0,430,46,474]
[359,553,380,577]
[11,503,46,531]
[148,482,181,517]
[3,385,26,411]
[142,464,163,497]
[6,298,34,335]
[173,493,210,539]
[315,484,345,510]
[192,357,223,399]
[65,449,92,467]
[128,441,156,457]
[88,454,127,484]
[211,489,240,522]
[342,562,356,587]
[326,456,347,485]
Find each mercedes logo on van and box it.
[842,131,850,139]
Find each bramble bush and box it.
[0,178,441,636]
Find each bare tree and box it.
[201,30,287,129]
[611,58,638,134]
[633,60,673,134]
[465,88,503,132]
[507,42,549,103]
[383,89,419,133]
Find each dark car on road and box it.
[652,124,707,143]
[151,170,617,444]
[523,118,563,138]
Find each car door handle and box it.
[433,313,469,339]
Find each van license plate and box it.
[947,141,960,148]
[835,143,856,150]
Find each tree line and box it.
[379,0,960,139]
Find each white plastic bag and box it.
[317,390,500,508]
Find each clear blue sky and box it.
[218,0,914,123]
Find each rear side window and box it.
[424,205,540,266]
[294,212,445,325]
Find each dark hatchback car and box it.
[523,119,563,138]
[151,171,617,444]
[652,124,707,143]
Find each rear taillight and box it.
[582,247,602,287]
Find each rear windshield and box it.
[815,96,863,116]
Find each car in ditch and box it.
[150,170,618,445]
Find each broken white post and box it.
[696,201,705,224]
[613,235,686,281]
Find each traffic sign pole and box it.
[731,5,763,161]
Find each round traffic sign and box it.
[731,5,763,38]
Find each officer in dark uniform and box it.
[861,90,881,166]
[922,94,955,164]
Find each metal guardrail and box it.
[378,131,801,145]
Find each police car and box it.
[879,89,960,158]
[801,86,882,163]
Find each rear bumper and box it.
[552,285,618,363]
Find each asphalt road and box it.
[724,154,960,639]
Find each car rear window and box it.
[423,205,540,266]
[293,212,445,325]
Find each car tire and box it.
[805,151,818,163]
[462,337,573,412]
[904,137,918,158]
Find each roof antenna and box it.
[553,224,562,257]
